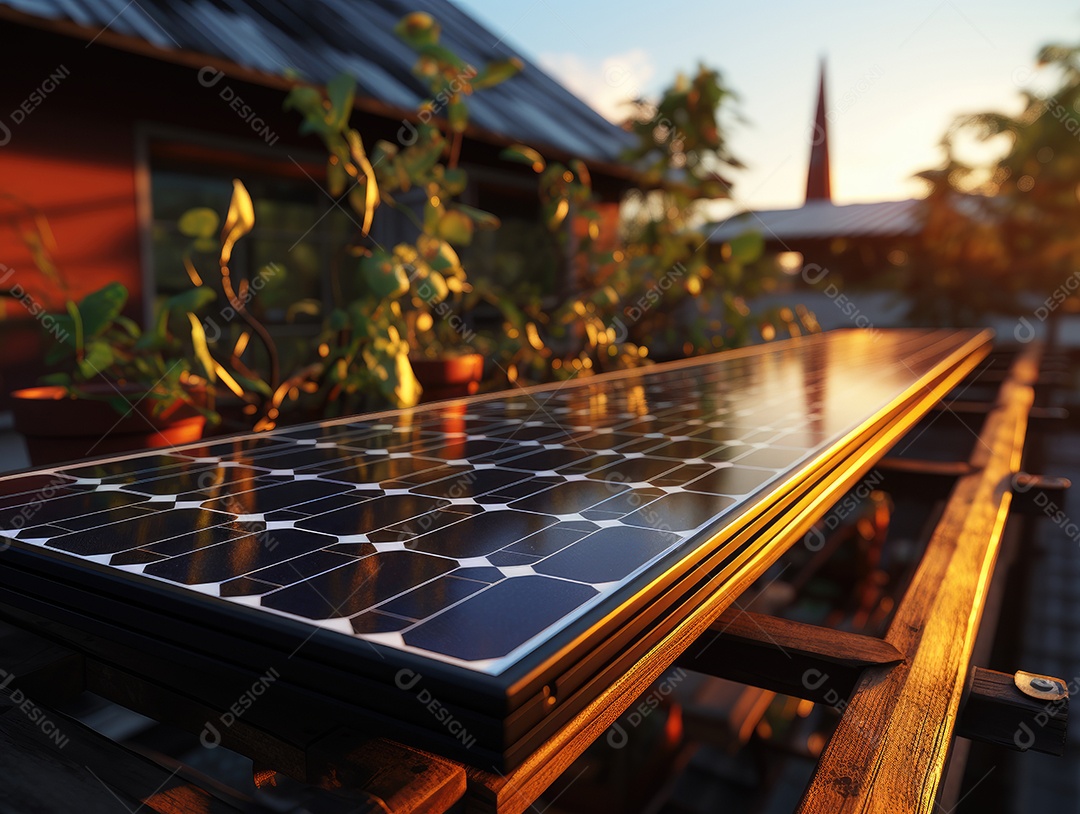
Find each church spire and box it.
[806,58,832,202]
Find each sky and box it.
[455,0,1080,212]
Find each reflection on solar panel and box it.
[0,329,992,766]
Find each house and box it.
[704,61,921,288]
[0,0,635,405]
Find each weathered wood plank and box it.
[797,345,1041,814]
[0,686,248,814]
[308,731,467,813]
[675,609,903,704]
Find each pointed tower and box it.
[806,59,832,202]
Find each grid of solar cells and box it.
[0,331,975,674]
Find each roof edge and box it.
[0,4,645,185]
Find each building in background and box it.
[705,61,921,311]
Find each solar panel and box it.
[0,329,991,767]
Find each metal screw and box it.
[1030,677,1057,692]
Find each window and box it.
[148,149,415,374]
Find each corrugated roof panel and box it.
[1,0,631,164]
[705,200,923,244]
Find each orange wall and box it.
[0,124,140,312]
[0,23,320,402]
[0,27,148,401]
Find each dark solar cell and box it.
[262,551,456,619]
[47,508,238,556]
[296,495,449,536]
[534,527,681,583]
[403,576,599,661]
[143,529,340,585]
[408,511,558,559]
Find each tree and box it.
[911,40,1080,325]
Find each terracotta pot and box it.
[410,353,485,403]
[11,383,206,466]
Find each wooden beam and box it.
[84,661,467,812]
[873,457,975,501]
[1009,472,1072,516]
[0,690,249,813]
[957,668,1068,756]
[307,731,468,813]
[964,368,1069,388]
[940,401,1069,427]
[675,609,903,704]
[0,621,83,707]
[797,343,1042,814]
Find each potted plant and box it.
[482,65,806,388]
[11,281,219,465]
[283,12,520,406]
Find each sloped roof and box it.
[705,199,923,245]
[0,0,635,166]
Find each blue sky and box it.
[456,0,1079,212]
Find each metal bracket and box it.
[958,667,1069,755]
[1009,472,1071,515]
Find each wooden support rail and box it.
[675,610,903,705]
[676,610,1068,758]
[957,668,1068,756]
[796,343,1043,813]
[874,457,975,501]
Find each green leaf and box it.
[326,73,356,129]
[360,251,410,299]
[451,203,500,231]
[394,12,441,48]
[77,283,127,339]
[438,209,474,245]
[283,85,323,118]
[78,339,114,379]
[136,307,170,351]
[398,128,445,178]
[416,235,462,274]
[163,287,216,315]
[441,167,467,196]
[416,270,449,304]
[178,208,220,239]
[471,58,524,90]
[48,312,76,350]
[500,144,545,172]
